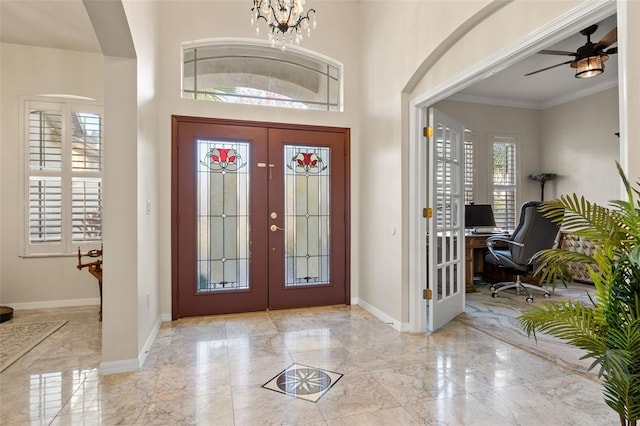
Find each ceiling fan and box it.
[525,24,618,78]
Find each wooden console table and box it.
[465,234,509,293]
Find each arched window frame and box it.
[181,40,343,112]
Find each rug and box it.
[0,320,67,373]
[458,282,599,380]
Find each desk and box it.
[465,233,539,293]
[464,234,511,293]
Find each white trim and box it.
[21,97,104,256]
[161,313,172,322]
[616,1,628,185]
[447,80,618,110]
[138,316,163,367]
[407,1,620,333]
[180,37,343,70]
[99,315,163,375]
[408,104,427,333]
[4,298,100,310]
[180,37,344,112]
[355,298,404,332]
[99,359,139,375]
[412,2,617,108]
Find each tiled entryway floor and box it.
[0,304,618,425]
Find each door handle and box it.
[270,224,284,232]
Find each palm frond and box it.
[522,164,640,423]
[518,302,604,343]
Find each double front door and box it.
[172,117,349,318]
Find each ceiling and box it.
[0,2,618,109]
[450,14,618,109]
[0,0,101,53]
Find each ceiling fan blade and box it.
[524,60,574,76]
[605,46,618,55]
[595,27,617,50]
[538,49,577,57]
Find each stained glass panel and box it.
[196,140,250,292]
[284,146,330,287]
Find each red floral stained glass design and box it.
[287,152,326,174]
[201,147,246,173]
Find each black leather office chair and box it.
[484,201,560,302]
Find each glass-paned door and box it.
[173,118,349,318]
[267,128,347,310]
[426,108,465,332]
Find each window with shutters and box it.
[24,99,103,256]
[463,130,475,204]
[491,135,518,231]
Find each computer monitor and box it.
[465,204,496,228]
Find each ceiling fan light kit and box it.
[525,23,617,79]
[575,54,607,78]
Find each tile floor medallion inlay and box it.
[262,362,343,402]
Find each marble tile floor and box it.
[0,304,619,425]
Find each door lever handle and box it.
[270,224,284,232]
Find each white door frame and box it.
[408,0,623,333]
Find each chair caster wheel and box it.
[491,292,498,298]
[544,293,550,298]
[490,285,496,292]
[526,297,534,303]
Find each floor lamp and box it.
[529,173,557,201]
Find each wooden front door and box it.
[172,117,349,318]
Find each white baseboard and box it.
[353,298,408,332]
[99,314,165,375]
[99,358,139,375]
[137,315,163,369]
[161,312,172,322]
[3,298,100,310]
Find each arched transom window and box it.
[182,43,342,111]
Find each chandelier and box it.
[251,0,317,50]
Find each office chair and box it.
[484,201,560,302]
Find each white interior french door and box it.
[426,108,465,332]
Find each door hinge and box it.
[423,208,432,218]
[423,289,432,300]
[423,126,433,138]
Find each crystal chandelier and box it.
[251,0,317,50]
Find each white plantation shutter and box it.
[24,99,103,255]
[463,131,474,204]
[492,136,518,230]
[29,177,62,242]
[29,109,63,171]
[72,178,102,241]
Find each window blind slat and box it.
[492,140,517,230]
[29,177,62,243]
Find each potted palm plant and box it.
[518,163,640,426]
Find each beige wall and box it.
[3,0,639,365]
[154,1,363,316]
[0,43,104,306]
[435,87,620,210]
[541,87,619,205]
[358,0,492,325]
[123,0,162,361]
